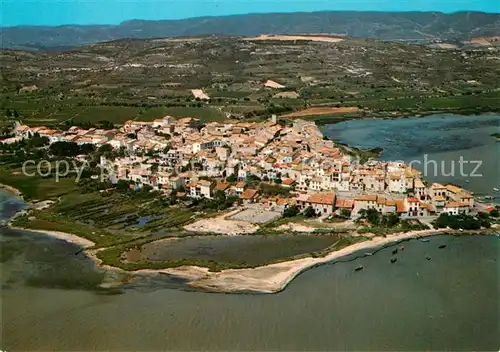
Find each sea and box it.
[1,114,499,351]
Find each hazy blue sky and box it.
[1,0,499,26]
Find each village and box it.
[9,115,476,227]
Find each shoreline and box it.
[8,223,496,293]
[0,183,23,199]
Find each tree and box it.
[226,174,237,183]
[283,205,300,218]
[116,180,131,191]
[98,144,113,154]
[381,213,400,227]
[13,110,19,118]
[340,208,352,218]
[303,206,317,218]
[49,141,80,157]
[150,163,159,174]
[490,209,499,218]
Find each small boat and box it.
[355,265,364,271]
[438,244,447,249]
[400,245,405,251]
[426,256,432,261]
[391,257,397,263]
[465,180,470,183]
[365,252,373,256]
[392,248,398,255]
[420,238,430,243]
[74,248,85,256]
[494,188,499,192]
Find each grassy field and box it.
[0,167,79,201]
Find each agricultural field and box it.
[1,36,499,128]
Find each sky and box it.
[1,0,499,27]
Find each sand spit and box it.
[11,223,472,293]
[174,229,454,293]
[10,227,96,248]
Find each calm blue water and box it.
[1,190,499,350]
[322,114,500,201]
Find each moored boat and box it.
[439,244,447,249]
[355,265,364,271]
[390,257,397,263]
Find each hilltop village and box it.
[10,116,475,223]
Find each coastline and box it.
[8,223,494,293]
[0,183,23,199]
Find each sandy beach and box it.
[0,183,23,198]
[9,226,96,248]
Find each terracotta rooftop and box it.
[355,195,378,202]
[215,183,230,191]
[308,192,335,205]
[445,202,470,208]
[239,189,258,200]
[282,178,295,186]
[335,198,354,208]
[445,184,464,194]
[394,200,407,213]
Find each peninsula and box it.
[2,114,498,293]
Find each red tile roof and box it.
[239,189,258,200]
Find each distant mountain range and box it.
[1,11,500,50]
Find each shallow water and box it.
[322,114,500,200]
[2,231,499,351]
[142,234,341,266]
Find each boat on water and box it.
[426,256,432,261]
[365,252,373,256]
[439,244,447,249]
[392,248,398,255]
[74,249,85,255]
[391,257,397,263]
[420,238,430,243]
[355,265,364,271]
[494,188,499,192]
[465,180,470,183]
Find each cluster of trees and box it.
[0,134,50,165]
[434,213,491,230]
[191,191,240,211]
[61,119,115,131]
[4,108,20,118]
[259,183,291,197]
[49,141,95,157]
[283,205,318,218]
[283,205,300,218]
[358,209,401,227]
